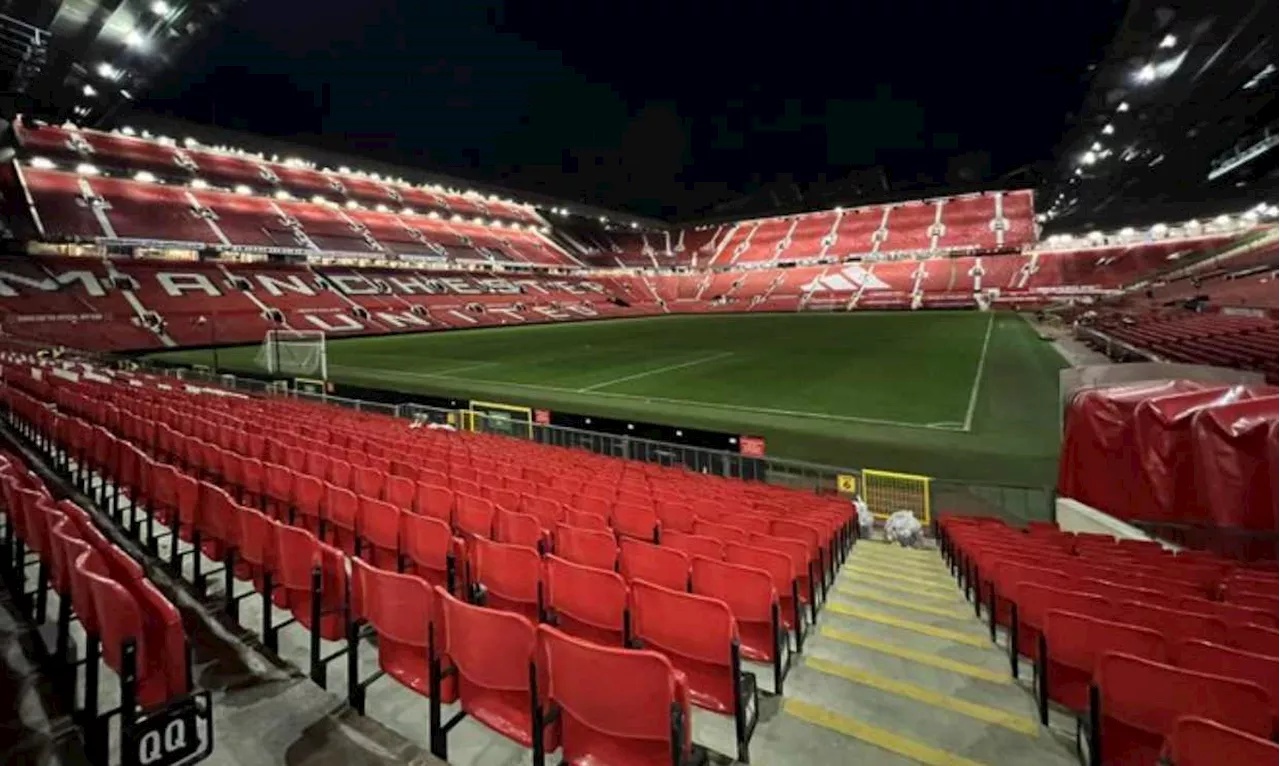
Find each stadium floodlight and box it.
[1119,227,1135,237]
[429,211,441,219]
[30,157,54,169]
[125,30,146,49]
[1135,63,1157,84]
[630,222,639,229]
[1116,101,1130,112]
[1151,222,1168,235]
[75,163,100,176]
[97,62,118,79]
[1090,142,1102,152]
[151,0,171,14]
[1087,231,1104,241]
[1159,34,1177,49]
[134,171,156,183]
[120,126,136,136]
[450,214,463,223]
[472,216,484,225]
[120,89,134,100]
[375,204,389,212]
[1214,214,1231,225]
[1185,219,1200,228]
[311,195,327,204]
[1102,123,1115,135]
[190,179,208,189]
[401,207,414,215]
[274,190,291,200]
[234,184,252,195]
[345,200,360,209]
[1080,151,1098,165]
[1074,168,1083,176]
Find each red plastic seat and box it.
[612,502,659,542]
[353,465,385,500]
[349,557,454,700]
[292,475,324,535]
[1039,609,1167,720]
[554,523,618,571]
[1176,639,1278,710]
[323,483,359,554]
[273,524,347,640]
[747,533,816,621]
[399,512,457,592]
[384,475,415,510]
[1012,582,1111,662]
[694,520,747,545]
[264,463,294,520]
[1119,601,1230,647]
[619,538,690,592]
[433,586,557,759]
[1231,624,1279,657]
[629,578,758,762]
[522,494,565,530]
[1091,652,1273,766]
[415,482,455,525]
[1161,716,1280,766]
[495,508,546,551]
[725,542,803,648]
[691,555,788,693]
[661,529,724,561]
[1177,596,1278,629]
[656,501,695,534]
[538,624,693,766]
[564,508,610,532]
[574,493,613,520]
[456,492,495,539]
[544,555,629,646]
[468,536,542,621]
[357,496,400,570]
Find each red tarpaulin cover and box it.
[1131,385,1277,523]
[1190,395,1280,531]
[1059,380,1210,515]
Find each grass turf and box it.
[146,311,1067,487]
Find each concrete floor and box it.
[8,429,1085,765]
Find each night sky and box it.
[139,0,1126,220]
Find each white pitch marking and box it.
[962,313,996,432]
[577,351,735,392]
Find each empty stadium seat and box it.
[544,555,629,646]
[1161,716,1280,766]
[619,538,690,592]
[467,536,543,621]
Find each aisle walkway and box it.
[750,540,1078,765]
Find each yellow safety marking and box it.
[847,558,954,582]
[844,565,959,592]
[819,626,1011,685]
[784,699,991,766]
[839,575,968,604]
[835,586,971,619]
[855,542,938,559]
[827,602,990,647]
[851,547,947,569]
[804,657,1038,736]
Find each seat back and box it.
[1095,652,1273,766]
[693,520,747,545]
[1231,624,1280,657]
[564,508,610,532]
[1014,582,1111,658]
[553,524,618,571]
[273,524,347,640]
[468,536,542,621]
[495,508,545,551]
[399,511,456,591]
[1162,716,1280,766]
[691,556,779,663]
[1176,640,1278,709]
[456,492,495,539]
[415,482,454,525]
[438,586,545,747]
[629,578,738,713]
[538,624,690,766]
[323,483,358,554]
[1119,601,1230,646]
[661,529,724,561]
[619,539,689,592]
[545,555,628,646]
[612,502,658,542]
[350,557,441,698]
[357,496,400,570]
[1042,609,1166,713]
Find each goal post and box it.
[256,329,328,381]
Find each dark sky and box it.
[139,0,1126,220]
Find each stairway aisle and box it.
[749,539,1078,766]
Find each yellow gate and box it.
[861,469,931,525]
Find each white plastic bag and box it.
[853,496,875,539]
[883,510,923,547]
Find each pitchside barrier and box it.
[154,366,1052,527]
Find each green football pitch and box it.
[146,311,1068,487]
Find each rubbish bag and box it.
[853,496,875,539]
[883,510,923,547]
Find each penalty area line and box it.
[961,313,995,433]
[577,351,735,392]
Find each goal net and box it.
[256,329,328,380]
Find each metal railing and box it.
[156,364,1055,524]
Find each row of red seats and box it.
[9,365,858,764]
[939,515,1279,766]
[0,443,192,766]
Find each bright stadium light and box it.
[119,89,134,100]
[133,171,156,183]
[1159,34,1177,49]
[82,84,97,97]
[75,163,100,176]
[311,195,327,204]
[1151,222,1168,235]
[450,214,463,223]
[345,200,360,209]
[1087,231,1105,241]
[630,222,639,229]
[376,204,389,212]
[1081,150,1098,165]
[401,207,414,215]
[234,184,252,195]
[96,62,118,79]
[1214,214,1231,225]
[190,179,209,189]
[125,30,147,49]
[1185,219,1200,229]
[30,157,54,169]
[1116,101,1130,112]
[274,190,291,200]
[1102,123,1115,135]
[1135,63,1157,84]
[1074,168,1084,176]
[428,211,441,219]
[150,0,171,14]
[1090,142,1102,151]
[120,126,136,136]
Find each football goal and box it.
[256,329,328,380]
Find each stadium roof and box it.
[1041,0,1278,234]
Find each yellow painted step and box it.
[804,656,1037,735]
[844,565,959,592]
[835,586,971,620]
[784,698,990,766]
[827,601,990,648]
[839,575,968,604]
[847,558,954,582]
[819,626,1011,685]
